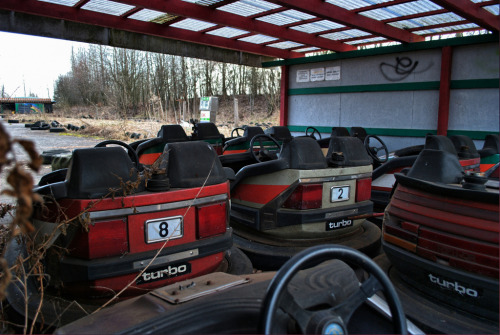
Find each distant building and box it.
[0,97,55,114]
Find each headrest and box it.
[350,127,368,142]
[449,135,479,159]
[66,147,141,199]
[264,126,293,142]
[330,127,350,137]
[193,122,222,139]
[424,135,457,156]
[280,137,327,170]
[326,136,372,167]
[243,126,265,139]
[483,134,499,153]
[157,125,189,142]
[162,141,227,188]
[406,149,463,184]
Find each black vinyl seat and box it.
[223,126,265,151]
[264,126,293,142]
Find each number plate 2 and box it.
[145,216,183,244]
[330,185,350,202]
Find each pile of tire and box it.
[26,121,50,130]
[66,123,86,132]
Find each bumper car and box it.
[378,148,499,334]
[5,140,251,328]
[55,244,424,335]
[224,133,381,270]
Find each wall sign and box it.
[326,66,341,81]
[297,70,310,82]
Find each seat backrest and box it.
[424,135,457,155]
[192,122,222,140]
[350,127,368,142]
[482,134,499,153]
[330,127,350,137]
[243,126,265,139]
[66,147,140,199]
[137,125,190,165]
[326,136,372,167]
[163,141,227,188]
[449,135,479,159]
[265,126,293,142]
[223,126,264,152]
[406,149,463,184]
[280,137,327,170]
[157,124,189,142]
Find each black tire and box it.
[40,149,71,164]
[7,119,19,124]
[49,127,65,133]
[225,246,253,275]
[25,123,33,127]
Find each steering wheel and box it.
[249,134,282,163]
[95,140,140,170]
[364,135,389,164]
[260,245,407,335]
[231,127,246,138]
[305,126,322,140]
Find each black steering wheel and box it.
[95,140,140,170]
[364,135,389,164]
[260,245,407,335]
[231,127,246,138]
[249,134,282,163]
[305,126,322,140]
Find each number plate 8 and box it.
[330,185,350,202]
[145,216,183,244]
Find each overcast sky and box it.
[0,31,88,99]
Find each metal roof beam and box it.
[0,9,277,67]
[0,0,300,59]
[265,0,425,43]
[430,0,499,32]
[118,0,356,52]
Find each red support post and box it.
[437,46,453,136]
[280,65,289,126]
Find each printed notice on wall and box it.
[296,70,309,83]
[310,68,325,82]
[326,66,341,81]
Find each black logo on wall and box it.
[380,56,433,81]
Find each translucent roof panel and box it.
[238,34,278,44]
[293,47,321,53]
[483,5,499,16]
[321,29,371,41]
[257,10,316,26]
[128,9,176,23]
[325,0,393,11]
[267,41,304,49]
[291,20,345,34]
[38,0,81,6]
[207,27,250,38]
[81,0,135,16]
[359,0,443,20]
[346,36,386,45]
[217,0,281,17]
[182,0,227,5]
[170,18,218,31]
[415,23,481,35]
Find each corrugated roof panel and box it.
[388,20,422,30]
[217,0,281,17]
[321,29,371,40]
[293,46,320,53]
[257,10,315,26]
[267,41,303,49]
[38,0,80,6]
[409,12,465,26]
[238,34,278,44]
[346,36,386,45]
[207,27,249,38]
[182,0,226,5]
[387,0,443,15]
[483,5,499,16]
[129,9,173,23]
[291,20,345,34]
[326,0,392,11]
[415,23,480,35]
[170,18,217,31]
[360,8,398,21]
[81,0,135,16]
